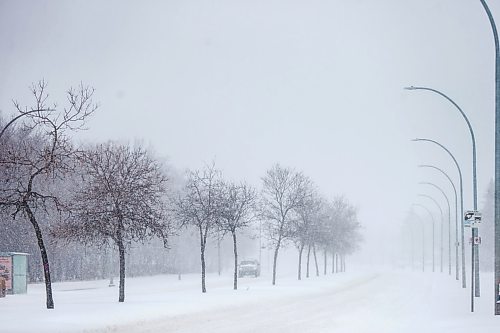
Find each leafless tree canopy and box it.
[292,189,324,247]
[56,142,171,247]
[175,165,223,231]
[0,81,97,216]
[325,196,362,256]
[218,182,256,234]
[261,164,312,243]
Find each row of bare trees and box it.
[174,163,362,292]
[0,82,173,307]
[261,164,361,284]
[0,82,362,309]
[174,165,256,292]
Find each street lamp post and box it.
[420,182,452,276]
[0,109,49,139]
[411,208,426,272]
[404,219,415,270]
[478,0,500,315]
[419,194,444,273]
[412,138,466,288]
[406,86,480,296]
[414,204,436,272]
[410,223,415,270]
[419,165,460,281]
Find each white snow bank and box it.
[0,268,498,332]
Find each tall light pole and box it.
[403,219,415,270]
[420,182,452,276]
[406,86,480,296]
[411,208,426,272]
[419,194,444,273]
[414,204,436,272]
[419,165,460,281]
[413,138,466,288]
[259,220,262,267]
[478,0,500,315]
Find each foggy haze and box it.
[1,1,499,332]
[2,0,496,264]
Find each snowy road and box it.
[2,268,499,332]
[105,273,383,333]
[95,271,494,333]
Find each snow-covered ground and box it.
[1,267,499,332]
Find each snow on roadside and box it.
[0,271,372,332]
[0,268,499,333]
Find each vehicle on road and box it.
[238,260,260,278]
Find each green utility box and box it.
[0,252,29,295]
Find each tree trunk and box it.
[323,250,327,275]
[306,245,311,278]
[108,248,115,287]
[232,231,238,290]
[117,236,126,302]
[272,241,280,285]
[298,243,305,280]
[25,204,54,309]
[313,245,319,277]
[335,253,339,273]
[332,252,335,274]
[199,225,207,293]
[217,231,221,276]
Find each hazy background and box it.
[0,0,497,265]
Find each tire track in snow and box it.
[92,273,388,333]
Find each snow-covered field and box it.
[1,268,499,333]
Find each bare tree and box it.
[261,164,311,285]
[175,164,223,293]
[292,189,324,280]
[218,181,256,290]
[0,81,96,309]
[52,142,171,303]
[322,197,362,274]
[312,245,320,276]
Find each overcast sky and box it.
[1,0,498,262]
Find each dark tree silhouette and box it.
[0,81,96,309]
[53,142,171,303]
